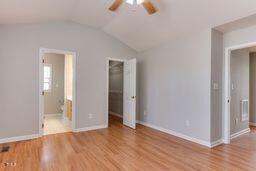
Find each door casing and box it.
[106,58,137,129]
[39,48,77,136]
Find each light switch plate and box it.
[213,83,219,90]
[89,113,93,119]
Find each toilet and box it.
[60,105,64,113]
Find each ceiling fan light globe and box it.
[136,0,144,4]
[126,0,134,5]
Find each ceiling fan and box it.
[109,0,157,15]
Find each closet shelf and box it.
[109,90,123,94]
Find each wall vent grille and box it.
[241,99,249,122]
[0,146,10,153]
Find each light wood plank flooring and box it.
[1,118,256,170]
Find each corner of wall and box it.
[210,29,224,143]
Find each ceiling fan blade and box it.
[142,0,157,15]
[109,0,123,11]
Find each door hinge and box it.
[42,123,44,128]
[42,59,45,63]
[42,91,45,96]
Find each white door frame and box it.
[106,58,125,127]
[39,48,77,136]
[223,41,256,144]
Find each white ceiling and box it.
[1,0,256,52]
[215,13,256,33]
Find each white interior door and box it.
[123,58,137,129]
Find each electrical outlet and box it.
[231,84,235,90]
[235,118,239,124]
[89,113,93,119]
[144,110,147,116]
[185,120,190,127]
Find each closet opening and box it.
[108,60,124,125]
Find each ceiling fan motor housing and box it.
[109,0,157,15]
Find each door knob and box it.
[132,96,135,99]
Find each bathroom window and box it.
[44,64,52,92]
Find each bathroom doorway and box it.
[39,48,76,136]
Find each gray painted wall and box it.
[230,49,250,135]
[2,19,255,143]
[223,24,256,49]
[44,53,65,114]
[137,29,212,142]
[0,21,136,139]
[250,52,256,124]
[222,24,256,139]
[109,61,123,115]
[210,29,223,142]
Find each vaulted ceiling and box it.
[1,0,256,51]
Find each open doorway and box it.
[249,49,256,130]
[106,58,137,129]
[39,48,76,136]
[108,60,124,125]
[224,46,256,143]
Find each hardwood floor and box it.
[1,118,256,170]
[250,126,256,133]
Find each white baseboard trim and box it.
[44,113,62,118]
[230,128,250,140]
[250,122,256,126]
[0,134,39,144]
[109,111,123,118]
[210,139,223,148]
[74,124,107,133]
[136,120,212,148]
